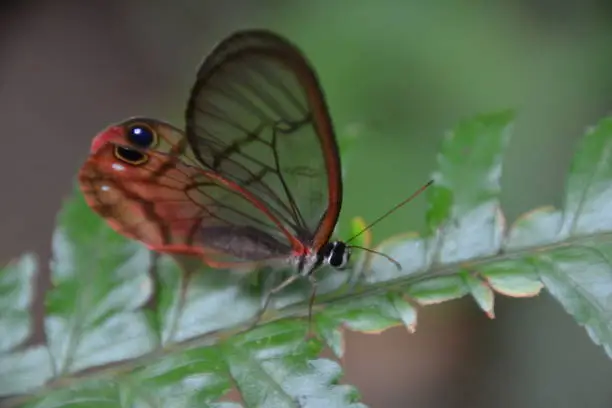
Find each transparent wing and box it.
[185,29,343,249]
[78,141,301,266]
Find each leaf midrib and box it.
[314,229,612,308]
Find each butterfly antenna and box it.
[346,180,434,244]
[348,245,402,270]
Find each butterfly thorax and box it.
[295,240,351,277]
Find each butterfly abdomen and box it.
[201,225,291,260]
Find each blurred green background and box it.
[2,1,612,407]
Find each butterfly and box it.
[79,29,429,323]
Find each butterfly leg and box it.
[246,274,301,331]
[306,276,318,337]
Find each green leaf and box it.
[387,292,417,333]
[426,110,512,262]
[462,271,495,318]
[500,117,612,357]
[221,322,363,408]
[560,118,612,236]
[0,254,36,352]
[45,193,157,375]
[0,346,54,398]
[21,321,363,408]
[0,255,54,397]
[7,111,612,407]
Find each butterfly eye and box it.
[114,145,148,165]
[321,241,350,269]
[126,123,157,148]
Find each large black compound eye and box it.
[113,145,148,166]
[126,123,157,149]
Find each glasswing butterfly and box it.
[78,29,431,326]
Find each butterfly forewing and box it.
[185,30,342,250]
